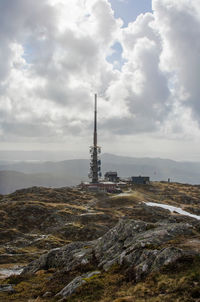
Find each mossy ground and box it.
[1,183,200,301]
[1,256,200,302]
[63,256,200,302]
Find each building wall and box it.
[81,182,116,192]
[104,172,118,182]
[131,176,150,184]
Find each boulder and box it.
[55,271,101,300]
[23,241,95,274]
[23,219,195,282]
[0,284,15,293]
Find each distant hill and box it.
[101,154,200,184]
[1,153,200,194]
[0,170,84,194]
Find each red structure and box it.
[81,181,116,192]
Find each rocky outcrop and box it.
[23,241,95,274]
[23,219,196,282]
[1,183,200,301]
[9,186,90,204]
[0,284,14,293]
[55,271,101,300]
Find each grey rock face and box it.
[23,219,195,281]
[23,241,94,274]
[121,247,186,281]
[0,284,14,293]
[55,271,101,300]
[42,291,52,298]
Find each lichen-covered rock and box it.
[94,220,193,271]
[42,291,52,298]
[55,271,101,300]
[121,247,189,281]
[23,241,95,274]
[0,284,14,293]
[23,219,195,281]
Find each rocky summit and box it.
[23,220,195,278]
[1,182,200,301]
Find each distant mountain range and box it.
[0,153,200,194]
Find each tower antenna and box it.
[89,94,101,183]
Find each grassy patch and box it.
[1,255,200,302]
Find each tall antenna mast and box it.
[94,93,97,147]
[89,94,101,183]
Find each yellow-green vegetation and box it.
[110,182,200,217]
[109,194,143,206]
[0,263,25,270]
[2,256,199,302]
[64,256,200,302]
[1,183,200,301]
[0,270,53,302]
[141,182,200,209]
[120,255,200,302]
[96,182,200,217]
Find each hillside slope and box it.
[1,154,200,193]
[0,182,200,301]
[0,170,83,194]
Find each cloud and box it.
[153,0,200,125]
[103,12,171,133]
[0,0,122,141]
[0,0,200,152]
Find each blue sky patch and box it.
[109,0,152,26]
[107,42,126,70]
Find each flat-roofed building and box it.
[81,181,117,192]
[104,171,119,182]
[131,176,150,185]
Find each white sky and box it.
[0,0,200,161]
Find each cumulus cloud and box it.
[101,11,171,133]
[0,0,122,141]
[0,0,200,155]
[153,0,200,124]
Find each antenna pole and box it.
[94,93,97,147]
[89,94,101,183]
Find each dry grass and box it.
[1,183,200,301]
